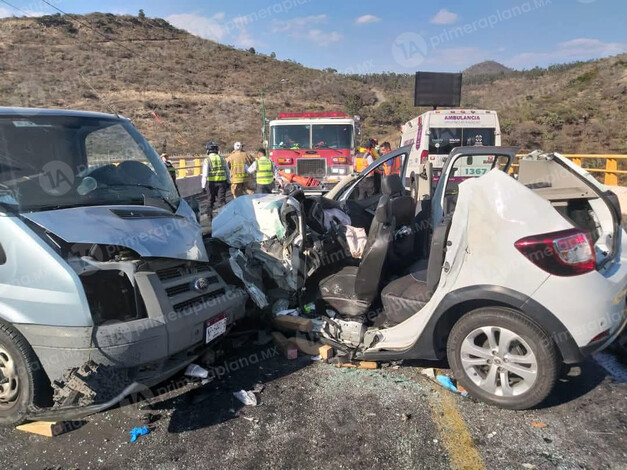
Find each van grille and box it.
[297,159,326,178]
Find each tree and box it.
[270,52,276,59]
[343,93,364,117]
[138,9,146,19]
[248,47,256,55]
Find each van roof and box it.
[0,107,126,120]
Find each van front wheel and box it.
[447,308,560,410]
[0,321,48,425]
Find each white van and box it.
[401,109,501,185]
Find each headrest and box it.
[382,174,404,196]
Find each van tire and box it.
[0,320,49,425]
[447,307,560,410]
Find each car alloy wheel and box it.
[460,326,538,397]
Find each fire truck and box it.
[267,112,355,188]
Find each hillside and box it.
[463,60,513,76]
[0,13,376,154]
[0,13,625,156]
[352,54,627,153]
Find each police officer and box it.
[201,141,228,219]
[247,148,278,194]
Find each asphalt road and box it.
[1,339,625,470]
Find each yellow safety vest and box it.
[256,157,274,185]
[353,154,368,173]
[206,154,226,182]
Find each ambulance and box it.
[401,109,501,187]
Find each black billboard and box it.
[414,72,462,108]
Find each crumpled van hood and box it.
[22,201,208,261]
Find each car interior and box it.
[296,147,515,328]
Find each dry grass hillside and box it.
[0,13,625,156]
[354,55,627,154]
[0,13,376,154]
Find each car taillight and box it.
[332,157,347,164]
[514,228,596,276]
[278,157,293,164]
[420,150,429,164]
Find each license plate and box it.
[205,313,227,343]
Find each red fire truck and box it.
[267,112,355,188]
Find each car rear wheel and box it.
[447,307,560,410]
[0,320,49,425]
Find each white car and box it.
[214,145,627,409]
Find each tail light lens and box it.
[332,157,347,164]
[515,228,596,276]
[278,157,293,164]
[420,150,429,164]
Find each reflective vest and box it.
[206,153,226,182]
[383,157,401,176]
[353,153,370,173]
[228,151,248,183]
[256,157,274,185]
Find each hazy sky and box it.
[1,0,625,72]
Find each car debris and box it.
[436,375,468,397]
[233,390,258,406]
[184,364,210,380]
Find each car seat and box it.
[381,174,418,268]
[318,194,394,317]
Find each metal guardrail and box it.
[173,154,627,186]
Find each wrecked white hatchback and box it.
[213,145,627,409]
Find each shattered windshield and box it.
[0,115,179,213]
[270,124,311,150]
[312,124,353,149]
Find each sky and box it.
[1,0,626,73]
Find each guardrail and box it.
[172,154,627,186]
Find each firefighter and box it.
[247,148,278,194]
[201,141,228,219]
[226,142,250,198]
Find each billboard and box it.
[414,72,462,108]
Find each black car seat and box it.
[318,194,393,317]
[379,214,454,326]
[381,174,417,267]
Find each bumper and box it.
[16,262,248,409]
[531,256,627,362]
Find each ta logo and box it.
[39,161,75,196]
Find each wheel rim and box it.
[460,326,537,397]
[0,346,20,407]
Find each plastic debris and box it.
[310,355,322,361]
[275,308,300,317]
[233,390,258,406]
[420,368,436,379]
[303,302,316,314]
[185,363,209,379]
[531,421,548,428]
[436,374,469,397]
[129,426,150,443]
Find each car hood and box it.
[22,200,208,261]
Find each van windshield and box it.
[0,115,179,214]
[429,128,495,154]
